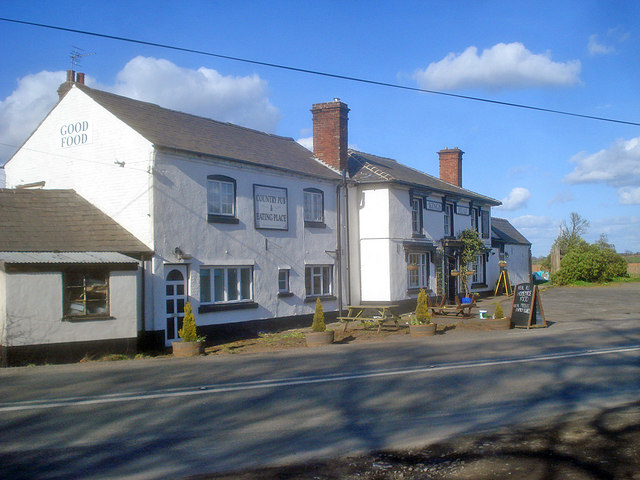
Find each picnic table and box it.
[429,294,478,318]
[337,304,401,333]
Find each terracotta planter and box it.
[409,323,436,337]
[172,340,205,357]
[305,330,334,347]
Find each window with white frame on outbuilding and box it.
[63,269,109,317]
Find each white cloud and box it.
[588,34,615,55]
[0,58,280,165]
[0,70,65,164]
[564,136,640,189]
[296,136,313,151]
[414,42,581,90]
[496,187,531,210]
[619,186,640,205]
[108,56,280,133]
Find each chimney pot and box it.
[76,72,85,85]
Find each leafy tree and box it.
[553,212,590,256]
[552,241,628,285]
[458,229,484,295]
[311,298,326,332]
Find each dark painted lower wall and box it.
[1,338,138,367]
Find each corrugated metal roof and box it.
[0,251,140,264]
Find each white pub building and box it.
[2,72,530,362]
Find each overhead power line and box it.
[1,16,639,127]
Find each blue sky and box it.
[1,0,639,256]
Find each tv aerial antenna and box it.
[70,46,95,69]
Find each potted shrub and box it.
[409,288,436,337]
[305,298,334,346]
[172,302,206,357]
[485,302,511,330]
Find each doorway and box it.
[165,266,187,346]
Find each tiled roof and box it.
[491,217,531,245]
[348,150,501,206]
[0,189,152,256]
[75,85,340,180]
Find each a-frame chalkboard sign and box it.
[494,269,512,296]
[510,282,546,328]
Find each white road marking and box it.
[1,345,638,412]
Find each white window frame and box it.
[63,269,109,317]
[207,175,236,219]
[305,265,333,297]
[444,203,454,237]
[278,269,290,294]
[200,266,253,304]
[407,252,429,289]
[304,188,324,225]
[469,254,485,285]
[411,198,422,235]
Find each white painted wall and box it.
[2,269,138,347]
[0,267,6,345]
[358,187,391,301]
[487,244,532,290]
[150,150,339,328]
[4,86,154,247]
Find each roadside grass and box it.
[549,274,640,288]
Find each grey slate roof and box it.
[75,84,340,181]
[491,217,531,245]
[348,150,501,206]
[0,189,152,256]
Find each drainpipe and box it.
[336,180,343,316]
[343,173,351,306]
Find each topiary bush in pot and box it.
[306,298,334,346]
[173,302,206,357]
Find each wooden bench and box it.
[429,294,479,318]
[337,305,401,333]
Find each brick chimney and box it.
[311,99,349,172]
[438,148,464,187]
[57,70,85,100]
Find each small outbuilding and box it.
[0,188,152,366]
[489,217,532,288]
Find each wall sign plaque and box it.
[253,184,288,230]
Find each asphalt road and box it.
[0,284,639,480]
